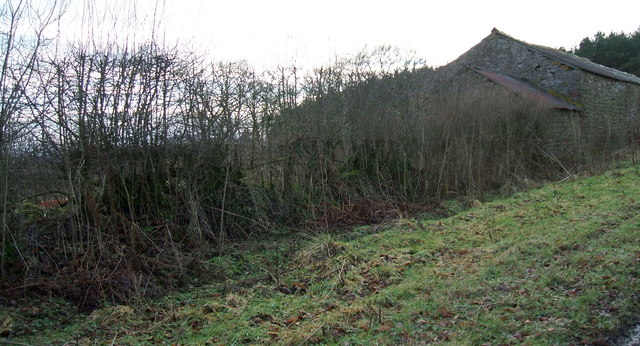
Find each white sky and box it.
[61,0,640,70]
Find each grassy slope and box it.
[4,164,640,344]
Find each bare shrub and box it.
[269,62,563,217]
[0,24,633,310]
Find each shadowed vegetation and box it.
[3,163,639,344]
[2,4,640,341]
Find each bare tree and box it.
[0,0,67,275]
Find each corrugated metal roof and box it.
[469,66,582,111]
[492,28,640,85]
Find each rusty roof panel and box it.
[469,66,582,111]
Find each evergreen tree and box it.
[571,28,640,76]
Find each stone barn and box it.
[433,28,640,159]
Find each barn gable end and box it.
[435,28,640,158]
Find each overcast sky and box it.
[63,0,640,70]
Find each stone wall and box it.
[580,74,640,154]
[444,32,584,107]
[543,110,584,159]
[439,31,640,159]
[427,68,582,159]
[626,84,640,145]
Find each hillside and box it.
[5,24,640,317]
[3,163,639,344]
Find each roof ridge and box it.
[489,28,640,85]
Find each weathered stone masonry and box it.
[436,28,640,158]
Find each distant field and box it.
[3,164,640,344]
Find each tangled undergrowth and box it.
[3,163,639,344]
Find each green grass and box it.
[3,165,640,344]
